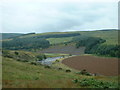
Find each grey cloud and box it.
[1,1,118,33]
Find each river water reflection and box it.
[37,57,62,65]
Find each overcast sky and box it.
[1,0,119,33]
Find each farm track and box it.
[62,56,118,76]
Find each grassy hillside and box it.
[18,32,77,38]
[2,56,118,88]
[2,30,118,45]
[79,30,118,45]
[2,50,48,63]
[3,57,78,88]
[46,30,118,45]
[23,30,117,45]
[47,37,73,45]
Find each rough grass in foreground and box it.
[2,56,118,88]
[2,57,80,88]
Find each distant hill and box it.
[2,29,118,45]
[1,29,118,47]
[1,33,23,40]
[1,29,119,57]
[95,29,118,31]
[46,30,118,45]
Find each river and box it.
[37,56,62,66]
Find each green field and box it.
[47,30,118,45]
[47,37,73,45]
[18,32,75,39]
[79,30,118,45]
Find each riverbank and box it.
[51,55,79,72]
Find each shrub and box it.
[22,59,29,62]
[14,51,19,55]
[17,59,21,61]
[2,50,13,58]
[58,68,62,70]
[66,69,71,72]
[69,54,72,56]
[44,65,51,69]
[72,79,78,83]
[37,55,43,61]
[43,55,47,59]
[79,79,91,87]
[34,77,39,80]
[80,69,87,74]
[36,54,47,61]
[76,69,92,76]
[55,59,59,62]
[72,78,118,88]
[4,55,13,58]
[30,62,37,65]
[62,55,65,58]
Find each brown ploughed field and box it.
[62,56,118,76]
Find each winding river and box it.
[37,56,62,65]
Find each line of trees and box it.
[91,45,120,58]
[72,36,106,49]
[2,33,80,50]
[73,36,119,58]
[2,38,50,50]
[30,33,80,39]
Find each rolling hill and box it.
[1,29,119,88]
[1,33,23,40]
[1,29,119,57]
[1,29,118,45]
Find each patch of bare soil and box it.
[62,56,118,76]
[39,45,85,55]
